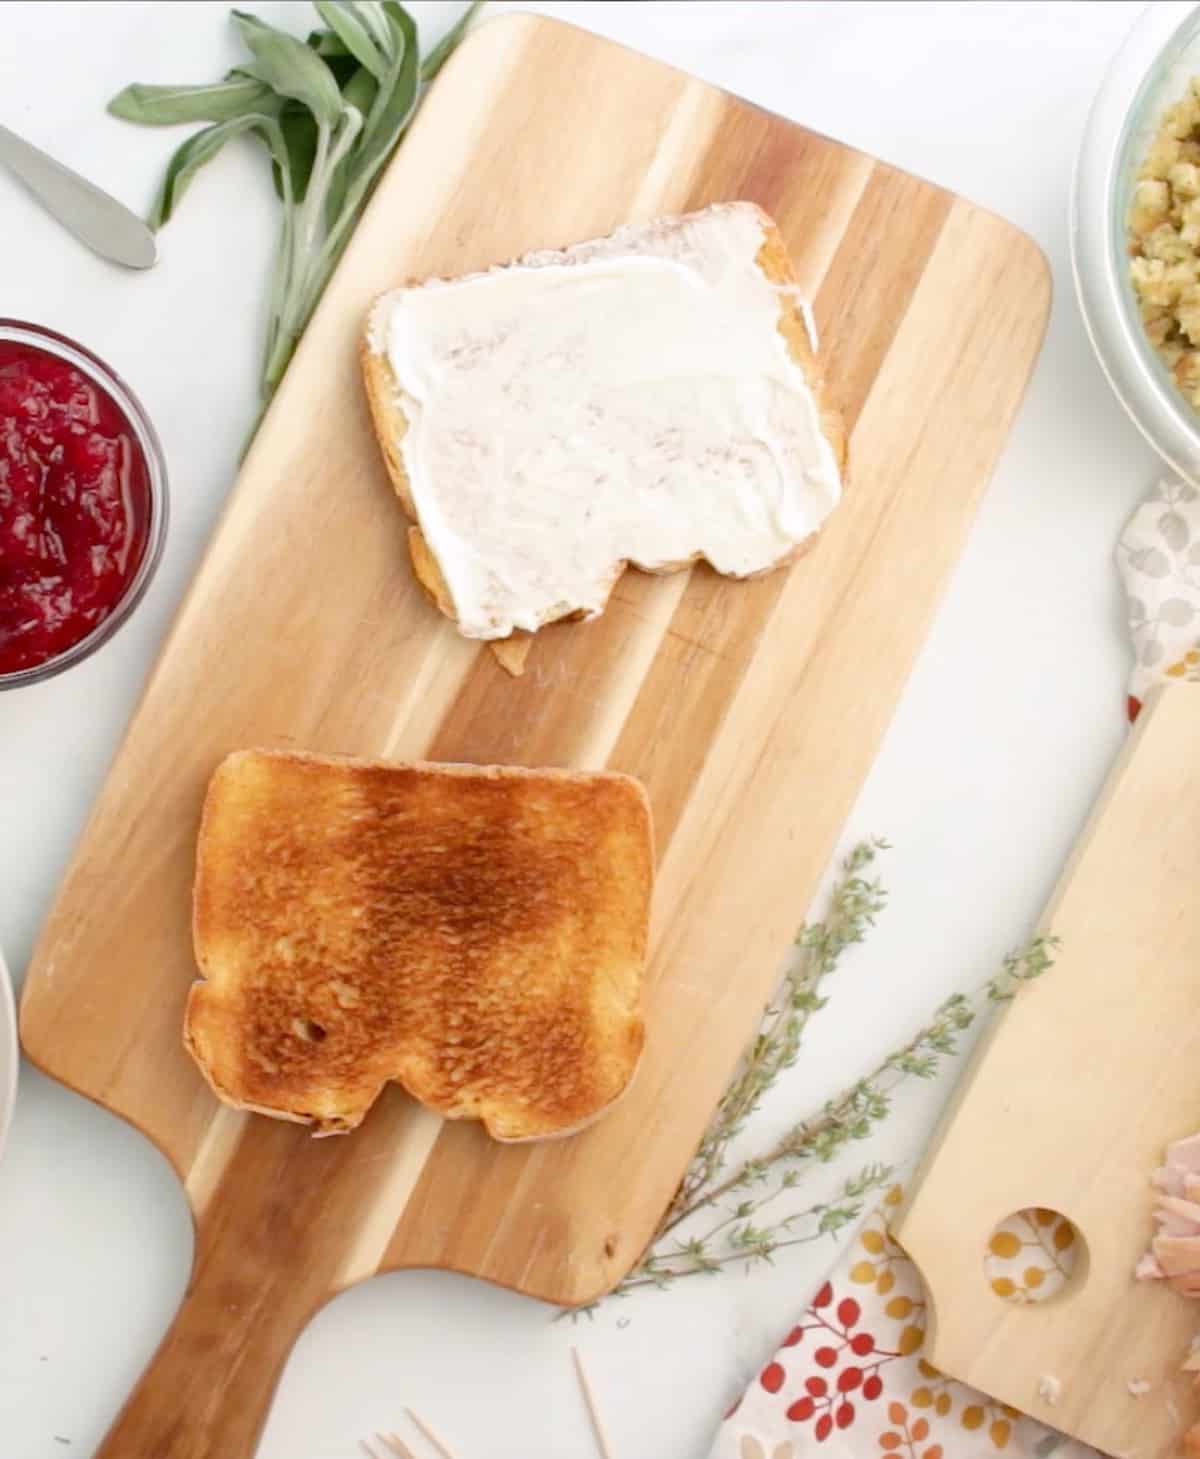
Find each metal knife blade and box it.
[0,122,156,270]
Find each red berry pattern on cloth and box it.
[709,1185,1104,1459]
[770,1283,896,1441]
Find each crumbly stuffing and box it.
[1129,78,1200,407]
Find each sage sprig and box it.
[109,0,482,414]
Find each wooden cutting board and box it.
[894,683,1200,1457]
[19,14,1049,1459]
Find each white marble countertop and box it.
[0,3,1162,1456]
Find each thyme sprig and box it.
[664,840,889,1235]
[602,841,1057,1302]
[621,1164,896,1293]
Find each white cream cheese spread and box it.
[369,203,843,640]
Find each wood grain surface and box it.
[895,682,1200,1457]
[19,14,1050,1458]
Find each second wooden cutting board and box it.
[19,13,1050,1459]
[895,682,1200,1456]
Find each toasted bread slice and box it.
[361,202,847,675]
[185,750,652,1140]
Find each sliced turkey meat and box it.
[1138,1129,1200,1434]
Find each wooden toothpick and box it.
[405,1407,459,1459]
[572,1346,616,1459]
[371,1347,612,1459]
[375,1433,420,1459]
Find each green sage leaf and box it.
[108,76,274,125]
[313,1,387,79]
[346,2,418,189]
[356,2,399,61]
[231,10,344,129]
[301,35,359,90]
[149,112,281,229]
[381,0,415,63]
[272,101,319,203]
[307,28,349,57]
[329,54,363,89]
[324,67,377,222]
[342,64,379,117]
[317,2,416,232]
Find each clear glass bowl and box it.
[1072,1,1200,484]
[0,320,168,690]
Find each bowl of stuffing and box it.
[1073,0,1200,484]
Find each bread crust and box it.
[360,203,848,674]
[185,750,653,1142]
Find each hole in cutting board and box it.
[985,1208,1084,1304]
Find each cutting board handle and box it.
[94,1196,322,1459]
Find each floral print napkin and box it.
[708,1186,1103,1459]
[1118,476,1200,718]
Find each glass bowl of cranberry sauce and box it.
[0,320,168,690]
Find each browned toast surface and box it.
[185,750,652,1140]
